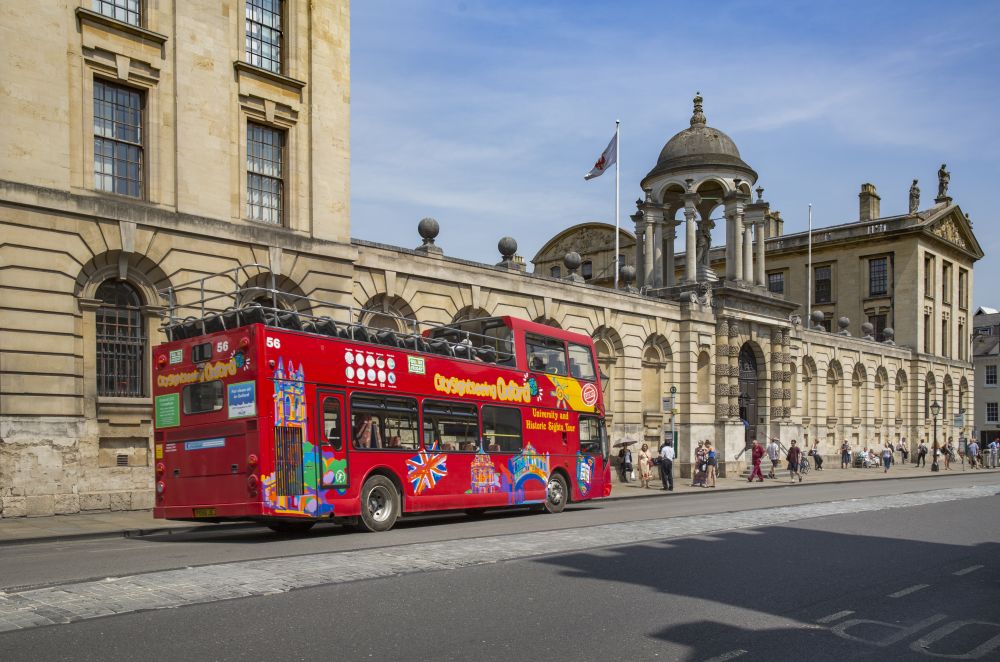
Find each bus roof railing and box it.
[157,264,516,365]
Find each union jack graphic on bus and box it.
[406,443,448,495]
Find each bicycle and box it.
[798,457,811,476]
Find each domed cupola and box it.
[642,93,757,185]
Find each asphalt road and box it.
[3,472,997,592]
[1,473,998,661]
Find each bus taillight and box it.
[156,481,165,497]
[247,474,259,495]
[156,462,165,477]
[247,453,258,467]
[156,354,167,369]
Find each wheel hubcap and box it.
[368,487,390,522]
[547,478,564,505]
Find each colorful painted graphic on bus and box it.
[406,443,448,495]
[576,452,595,497]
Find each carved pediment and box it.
[929,217,968,250]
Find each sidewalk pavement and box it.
[1,461,997,546]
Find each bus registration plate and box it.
[193,508,216,518]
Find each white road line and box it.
[816,610,854,623]
[889,584,929,598]
[703,650,748,662]
[953,564,984,576]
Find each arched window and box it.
[96,280,146,397]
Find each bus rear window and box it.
[182,381,224,414]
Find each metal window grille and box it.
[274,426,304,495]
[96,281,146,397]
[94,80,144,198]
[869,258,887,296]
[93,0,141,26]
[768,272,784,294]
[814,266,832,304]
[245,0,283,74]
[247,122,284,224]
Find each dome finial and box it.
[691,91,706,126]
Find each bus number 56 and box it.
[266,337,281,349]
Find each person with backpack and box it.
[916,439,928,467]
[787,439,802,483]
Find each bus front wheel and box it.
[358,475,400,532]
[542,473,568,514]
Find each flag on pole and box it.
[584,133,618,181]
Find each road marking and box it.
[953,565,984,576]
[703,650,747,662]
[889,584,929,598]
[817,610,855,623]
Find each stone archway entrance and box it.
[738,344,759,448]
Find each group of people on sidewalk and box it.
[617,434,1000,491]
[625,441,678,491]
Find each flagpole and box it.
[615,119,621,290]
[807,203,813,326]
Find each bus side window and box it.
[350,394,419,450]
[567,343,596,381]
[322,397,342,450]
[482,405,522,453]
[423,400,479,452]
[579,416,601,455]
[525,334,567,376]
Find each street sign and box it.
[662,397,673,413]
[953,413,964,428]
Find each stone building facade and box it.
[0,1,980,517]
[973,308,1000,443]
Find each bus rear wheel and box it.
[358,475,400,532]
[266,520,316,535]
[542,473,568,514]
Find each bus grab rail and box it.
[157,264,516,363]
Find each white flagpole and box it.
[807,203,813,325]
[615,119,621,290]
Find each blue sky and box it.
[350,1,1000,306]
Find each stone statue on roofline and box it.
[909,179,920,214]
[937,164,950,200]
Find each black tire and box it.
[542,472,568,514]
[266,520,316,535]
[358,475,400,532]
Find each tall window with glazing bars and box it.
[93,80,144,198]
[93,0,141,26]
[869,257,888,297]
[96,281,147,397]
[245,0,284,74]
[247,122,285,224]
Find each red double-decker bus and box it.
[152,268,611,532]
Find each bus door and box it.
[316,390,349,492]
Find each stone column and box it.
[742,221,753,283]
[770,326,785,421]
[651,216,664,288]
[754,220,767,286]
[715,319,731,421]
[664,222,677,286]
[632,216,646,289]
[725,198,743,281]
[728,318,741,418]
[683,196,698,283]
[642,221,655,288]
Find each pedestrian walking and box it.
[638,443,653,487]
[882,443,893,473]
[840,439,851,469]
[787,439,802,483]
[767,438,781,478]
[691,440,707,487]
[748,439,765,482]
[659,440,674,491]
[944,438,955,470]
[989,438,999,469]
[811,441,824,470]
[967,439,980,469]
[704,441,718,488]
[897,438,909,465]
[916,439,928,467]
